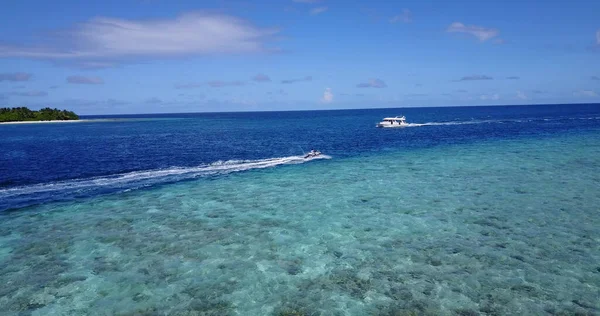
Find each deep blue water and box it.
[1,103,600,315]
[1,103,599,211]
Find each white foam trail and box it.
[405,121,479,127]
[403,120,497,127]
[403,116,600,128]
[0,155,331,199]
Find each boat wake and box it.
[404,118,522,127]
[404,121,481,127]
[0,155,331,211]
[402,115,600,128]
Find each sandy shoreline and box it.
[0,119,123,125]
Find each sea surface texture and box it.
[1,104,599,315]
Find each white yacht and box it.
[376,116,408,128]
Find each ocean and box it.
[0,104,599,315]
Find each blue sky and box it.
[0,0,599,114]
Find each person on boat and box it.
[305,149,319,158]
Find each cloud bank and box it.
[573,90,598,97]
[480,94,500,100]
[281,76,312,84]
[0,73,32,82]
[67,76,104,84]
[447,22,499,42]
[310,7,328,15]
[0,13,280,62]
[207,81,245,88]
[357,78,387,88]
[175,80,246,89]
[252,74,271,82]
[145,97,163,104]
[10,91,48,97]
[458,75,493,81]
[390,9,412,23]
[321,88,333,103]
[175,83,203,89]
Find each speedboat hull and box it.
[304,152,322,159]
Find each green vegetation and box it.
[0,107,79,122]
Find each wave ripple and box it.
[0,155,331,211]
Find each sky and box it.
[0,0,599,114]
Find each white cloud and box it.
[222,97,257,107]
[293,0,321,3]
[10,90,48,97]
[252,74,271,82]
[66,76,104,84]
[516,91,528,100]
[0,73,32,82]
[0,12,280,60]
[447,22,499,42]
[390,9,412,23]
[175,80,246,89]
[267,89,287,96]
[573,90,598,97]
[73,61,118,69]
[174,80,246,89]
[207,81,245,88]
[480,94,500,100]
[357,78,387,88]
[458,75,493,81]
[145,97,163,104]
[175,83,203,89]
[321,88,333,103]
[281,76,312,84]
[310,7,328,15]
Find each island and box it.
[0,107,79,123]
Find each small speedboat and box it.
[376,116,408,128]
[304,150,322,159]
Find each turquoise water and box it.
[1,129,599,315]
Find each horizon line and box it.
[79,102,600,117]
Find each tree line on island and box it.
[0,107,79,122]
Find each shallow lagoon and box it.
[1,132,599,315]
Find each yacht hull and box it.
[376,116,408,128]
[376,124,408,128]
